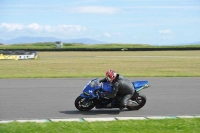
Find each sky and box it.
[0,0,200,45]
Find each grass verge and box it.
[0,51,200,78]
[1,118,200,133]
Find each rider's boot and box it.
[119,105,125,110]
[127,100,139,106]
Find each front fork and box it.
[79,94,94,107]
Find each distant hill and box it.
[0,36,107,45]
[192,41,200,44]
[176,41,200,45]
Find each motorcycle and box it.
[75,78,149,111]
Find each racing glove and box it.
[98,91,104,98]
[98,92,109,99]
[99,78,107,83]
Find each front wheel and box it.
[75,96,95,111]
[127,93,146,110]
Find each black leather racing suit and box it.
[100,74,135,108]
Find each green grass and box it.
[1,118,200,133]
[1,43,200,49]
[0,51,200,78]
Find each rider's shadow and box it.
[59,109,122,115]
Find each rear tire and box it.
[75,96,95,111]
[127,93,146,110]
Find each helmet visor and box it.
[106,76,111,82]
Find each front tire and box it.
[75,96,95,111]
[127,93,146,110]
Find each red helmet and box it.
[106,70,117,82]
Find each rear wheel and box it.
[127,93,146,110]
[75,96,95,111]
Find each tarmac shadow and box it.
[59,109,123,116]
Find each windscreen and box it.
[90,79,101,87]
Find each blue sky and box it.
[0,0,200,45]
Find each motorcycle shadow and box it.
[59,109,125,115]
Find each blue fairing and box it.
[102,82,112,92]
[81,78,112,99]
[80,93,92,98]
[81,78,101,98]
[133,81,149,91]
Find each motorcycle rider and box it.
[99,70,137,110]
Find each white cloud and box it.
[27,23,43,32]
[159,29,173,34]
[60,25,86,32]
[159,29,174,40]
[113,32,123,37]
[0,23,24,31]
[0,23,86,34]
[0,5,120,15]
[124,6,200,10]
[103,32,124,38]
[104,32,111,37]
[161,36,174,40]
[68,6,120,14]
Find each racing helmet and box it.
[106,70,117,82]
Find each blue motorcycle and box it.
[75,78,149,111]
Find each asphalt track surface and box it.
[0,78,200,121]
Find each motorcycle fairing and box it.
[101,82,112,92]
[132,81,149,92]
[81,78,101,99]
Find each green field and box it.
[1,118,200,133]
[0,51,200,78]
